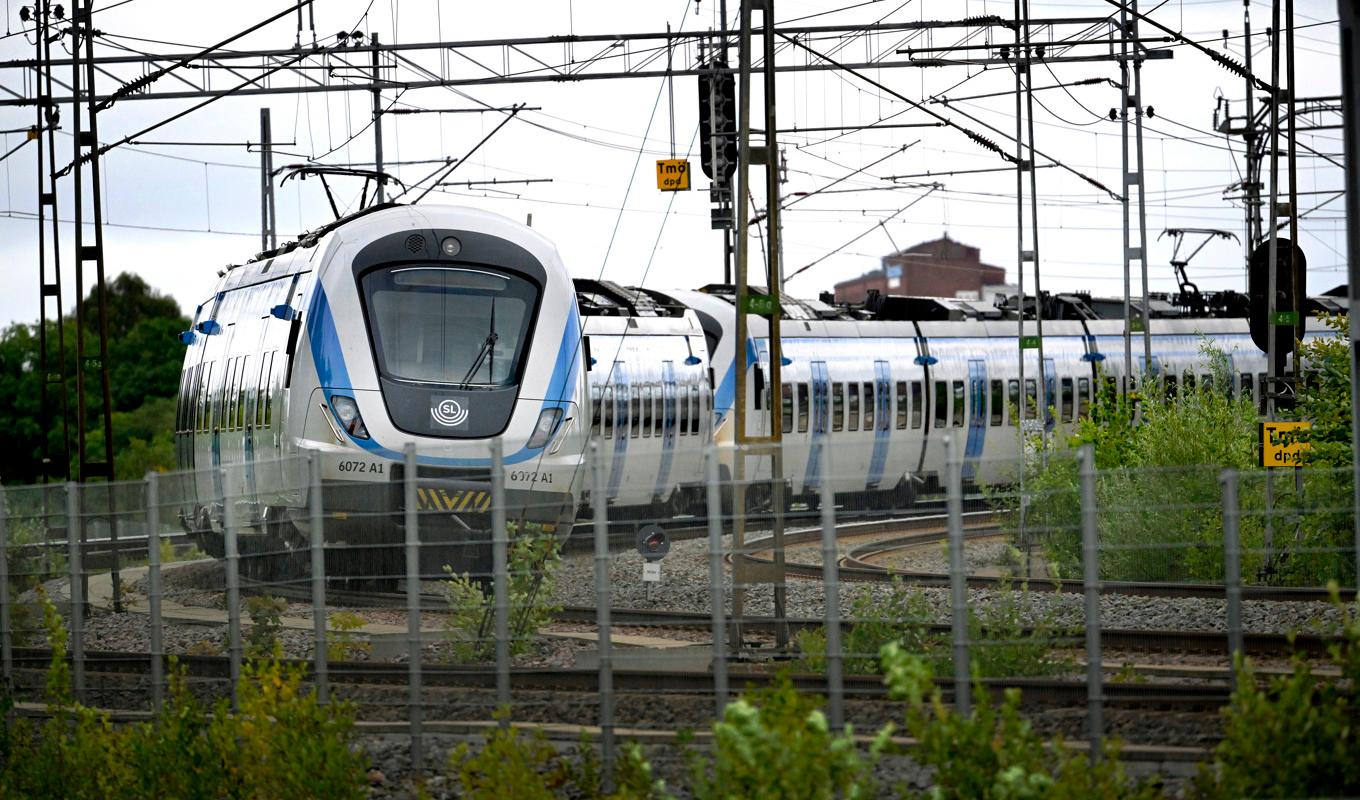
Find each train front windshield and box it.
[362,266,537,386]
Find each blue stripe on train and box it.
[867,360,891,488]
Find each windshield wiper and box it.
[457,298,497,389]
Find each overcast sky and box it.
[0,0,1346,326]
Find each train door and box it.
[964,359,987,480]
[804,361,830,490]
[867,361,891,489]
[654,361,677,500]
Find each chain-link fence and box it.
[0,439,1355,783]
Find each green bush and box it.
[245,593,287,659]
[1191,585,1360,799]
[685,673,881,800]
[1004,338,1355,587]
[447,710,664,799]
[441,523,562,662]
[0,589,367,799]
[879,642,1161,800]
[795,579,1070,678]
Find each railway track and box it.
[1,646,1233,711]
[738,513,1349,602]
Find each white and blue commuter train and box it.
[174,202,1339,583]
[174,204,588,583]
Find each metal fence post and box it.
[818,439,844,730]
[222,467,241,710]
[945,435,971,715]
[491,438,511,722]
[0,485,11,685]
[146,473,164,713]
[309,454,328,705]
[403,443,423,774]
[590,443,615,790]
[66,482,85,703]
[704,445,728,719]
[1221,468,1244,692]
[1079,444,1104,759]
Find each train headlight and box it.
[526,407,563,449]
[330,395,370,440]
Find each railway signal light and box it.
[1247,237,1304,356]
[635,524,670,561]
[698,61,736,185]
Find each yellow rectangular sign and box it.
[656,159,691,191]
[1260,420,1311,467]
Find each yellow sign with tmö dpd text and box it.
[1260,420,1311,468]
[656,159,691,191]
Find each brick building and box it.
[833,235,1006,303]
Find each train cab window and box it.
[848,383,860,431]
[797,384,809,433]
[831,383,844,432]
[989,379,1003,426]
[933,381,947,428]
[863,382,874,431]
[1024,379,1037,420]
[1061,377,1074,422]
[895,381,908,429]
[1077,377,1090,418]
[1007,380,1020,424]
[781,384,794,434]
[910,381,923,429]
[951,381,965,427]
[1240,373,1253,401]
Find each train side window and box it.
[781,384,793,434]
[1240,372,1253,401]
[860,382,873,431]
[1182,371,1195,392]
[1201,373,1213,392]
[631,388,641,438]
[1077,377,1090,418]
[1007,380,1020,424]
[656,385,667,438]
[832,382,844,432]
[1024,379,1037,420]
[1257,373,1267,413]
[989,379,1003,426]
[643,386,654,438]
[910,381,923,429]
[797,383,809,433]
[236,356,250,430]
[590,387,603,436]
[603,387,614,438]
[951,380,965,427]
[848,382,860,431]
[1061,377,1074,422]
[934,381,947,428]
[263,353,276,429]
[677,387,688,436]
[691,385,702,435]
[1165,374,1178,399]
[895,381,908,429]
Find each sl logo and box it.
[431,398,470,427]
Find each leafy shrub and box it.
[441,523,562,662]
[685,673,881,800]
[1004,338,1354,586]
[0,589,367,799]
[448,710,663,799]
[326,610,373,662]
[245,593,287,658]
[879,642,1161,800]
[1191,585,1360,799]
[795,580,1070,678]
